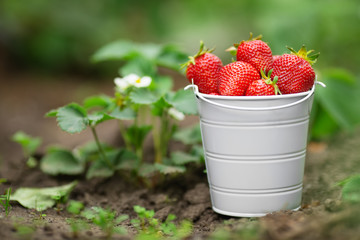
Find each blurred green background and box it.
[1,0,360,142]
[1,0,359,74]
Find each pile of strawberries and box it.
[182,34,319,96]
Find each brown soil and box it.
[1,72,360,240]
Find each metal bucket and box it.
[185,84,317,217]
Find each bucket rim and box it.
[198,89,311,101]
[185,84,315,111]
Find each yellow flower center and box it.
[136,78,141,84]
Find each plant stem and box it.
[136,146,143,164]
[138,105,148,125]
[160,111,170,159]
[0,188,12,217]
[118,121,132,151]
[152,116,162,164]
[90,126,113,169]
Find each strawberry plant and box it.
[0,187,12,217]
[81,207,128,238]
[11,131,42,168]
[41,41,201,183]
[310,68,360,139]
[337,174,360,204]
[131,205,193,239]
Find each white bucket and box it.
[185,84,319,217]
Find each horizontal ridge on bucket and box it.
[185,84,316,217]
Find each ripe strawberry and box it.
[271,45,319,94]
[272,55,281,62]
[246,69,281,96]
[182,41,223,94]
[218,61,260,96]
[234,33,273,73]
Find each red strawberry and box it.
[272,55,281,62]
[271,45,319,94]
[182,41,223,94]
[218,61,260,96]
[246,69,281,96]
[234,33,273,73]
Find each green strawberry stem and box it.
[287,45,320,65]
[271,76,281,95]
[225,46,237,56]
[261,68,281,95]
[247,32,262,41]
[180,41,215,69]
[90,126,114,169]
[233,32,263,50]
[260,68,272,79]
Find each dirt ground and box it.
[1,71,360,240]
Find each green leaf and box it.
[341,175,360,203]
[56,103,89,133]
[119,56,157,77]
[81,207,101,220]
[130,88,160,105]
[91,40,138,62]
[151,97,172,116]
[316,69,360,132]
[156,44,189,71]
[149,75,174,96]
[113,226,127,235]
[170,151,200,165]
[45,109,58,117]
[67,200,84,215]
[10,181,77,211]
[173,124,202,145]
[116,214,129,224]
[190,145,205,163]
[108,107,136,120]
[165,90,198,115]
[40,148,85,176]
[88,112,112,126]
[73,141,113,164]
[83,95,113,110]
[125,125,152,149]
[175,220,193,239]
[11,131,42,156]
[26,157,38,168]
[114,149,139,170]
[86,160,114,179]
[154,163,186,175]
[310,105,340,139]
[136,43,164,60]
[138,163,157,177]
[92,40,188,73]
[91,40,164,63]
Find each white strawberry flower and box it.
[127,75,152,88]
[114,77,131,92]
[168,107,185,121]
[114,74,152,92]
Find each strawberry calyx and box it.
[287,45,320,66]
[180,41,215,69]
[236,32,263,48]
[227,32,262,56]
[261,69,281,95]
